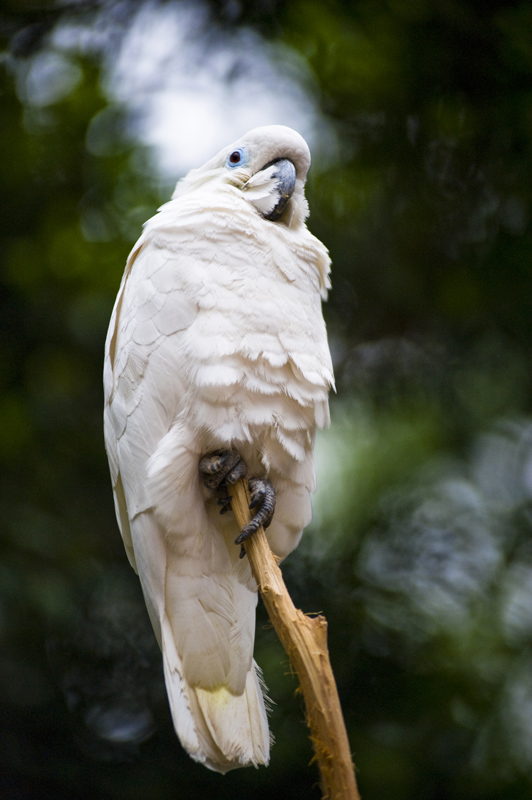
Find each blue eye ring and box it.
[226,147,247,168]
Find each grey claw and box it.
[234,478,276,546]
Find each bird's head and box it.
[173,125,312,227]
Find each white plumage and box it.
[103,125,334,772]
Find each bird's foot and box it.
[198,451,276,558]
[199,449,247,514]
[234,477,276,551]
[199,449,247,492]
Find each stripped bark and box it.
[229,479,360,800]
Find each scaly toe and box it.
[199,449,246,492]
[234,478,276,545]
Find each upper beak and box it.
[243,158,297,222]
[261,159,296,221]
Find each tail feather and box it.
[161,615,270,773]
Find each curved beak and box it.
[243,158,297,222]
[261,159,296,221]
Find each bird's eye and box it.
[226,148,246,168]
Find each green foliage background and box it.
[2,1,532,798]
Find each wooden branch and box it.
[229,479,360,800]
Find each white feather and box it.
[103,125,334,772]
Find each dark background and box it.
[2,1,532,798]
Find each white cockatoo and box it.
[103,125,334,773]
